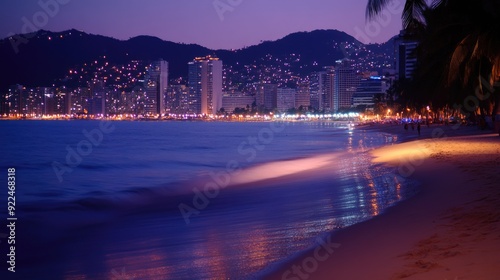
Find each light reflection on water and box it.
[61,151,416,279]
[4,122,417,280]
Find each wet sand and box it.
[264,124,500,280]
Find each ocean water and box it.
[0,120,417,279]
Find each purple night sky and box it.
[0,0,403,50]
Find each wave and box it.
[14,151,351,225]
[14,145,418,239]
[229,153,342,185]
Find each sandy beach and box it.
[265,124,500,280]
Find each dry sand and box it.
[264,124,500,280]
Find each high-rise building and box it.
[222,93,255,114]
[23,88,44,116]
[309,72,325,111]
[323,66,335,111]
[89,83,106,116]
[257,83,278,110]
[0,92,8,116]
[295,83,310,109]
[309,67,334,111]
[277,88,296,112]
[54,87,71,115]
[334,60,359,111]
[166,84,189,114]
[144,60,169,115]
[395,30,418,81]
[38,87,55,115]
[188,56,223,115]
[352,76,388,110]
[7,85,25,115]
[255,84,265,108]
[70,87,91,114]
[130,86,148,115]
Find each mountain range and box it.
[0,29,395,91]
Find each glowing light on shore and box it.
[230,154,337,186]
[371,142,431,164]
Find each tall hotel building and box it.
[309,72,325,111]
[295,83,310,109]
[144,60,169,115]
[276,88,296,112]
[323,66,335,112]
[395,30,418,81]
[188,56,223,115]
[334,60,359,111]
[352,76,388,110]
[309,67,334,112]
[256,83,278,110]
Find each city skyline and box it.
[0,0,407,118]
[0,0,404,50]
[1,57,392,118]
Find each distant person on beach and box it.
[404,123,408,131]
[417,122,421,135]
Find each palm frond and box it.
[467,28,500,82]
[402,0,428,28]
[365,0,392,21]
[430,0,447,9]
[448,35,475,85]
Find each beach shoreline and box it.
[263,124,500,280]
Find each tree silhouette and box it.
[366,0,427,29]
[367,0,500,124]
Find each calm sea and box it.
[0,120,417,280]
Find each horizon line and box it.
[2,28,399,52]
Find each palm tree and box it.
[367,0,500,129]
[442,0,500,120]
[366,0,428,29]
